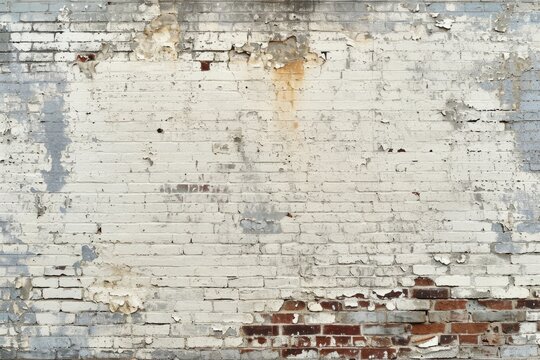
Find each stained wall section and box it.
[1,1,540,359]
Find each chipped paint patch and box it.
[133,12,180,61]
[75,43,114,79]
[84,265,146,314]
[230,36,323,70]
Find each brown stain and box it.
[272,60,304,131]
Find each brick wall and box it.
[1,0,540,359]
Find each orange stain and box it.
[272,60,304,131]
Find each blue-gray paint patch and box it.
[239,205,286,234]
[6,56,70,194]
[81,244,98,262]
[38,84,71,193]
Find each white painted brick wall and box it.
[1,0,540,358]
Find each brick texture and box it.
[1,0,540,359]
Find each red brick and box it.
[370,336,392,347]
[414,277,435,286]
[411,323,445,335]
[435,300,467,310]
[333,336,352,347]
[412,288,449,299]
[271,314,296,324]
[516,299,540,309]
[200,61,211,71]
[320,348,359,357]
[440,335,458,345]
[375,289,405,299]
[478,299,512,310]
[451,323,489,334]
[316,336,332,347]
[320,301,343,311]
[501,323,520,333]
[281,348,317,357]
[358,300,370,308]
[282,325,321,336]
[242,325,278,336]
[323,325,360,335]
[353,336,367,346]
[361,348,397,359]
[459,335,478,344]
[280,300,306,311]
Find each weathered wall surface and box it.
[1,0,540,359]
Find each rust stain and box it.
[272,60,304,131]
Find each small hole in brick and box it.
[200,61,211,71]
[157,128,164,134]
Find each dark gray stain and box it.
[34,193,47,218]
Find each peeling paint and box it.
[230,36,323,70]
[75,43,114,79]
[134,12,180,61]
[84,266,146,314]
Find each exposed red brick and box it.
[280,300,306,311]
[516,299,540,309]
[271,314,296,324]
[412,288,449,299]
[320,348,359,357]
[256,337,267,345]
[320,300,343,311]
[282,325,321,336]
[478,299,512,310]
[414,277,435,286]
[281,348,317,357]
[440,335,458,345]
[435,300,467,310]
[375,289,405,299]
[361,348,397,359]
[76,54,96,62]
[370,336,392,347]
[333,336,351,347]
[451,323,489,334]
[316,336,332,347]
[358,300,370,308]
[411,323,445,335]
[200,61,211,71]
[242,325,278,336]
[501,323,520,334]
[323,325,360,335]
[459,335,478,344]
